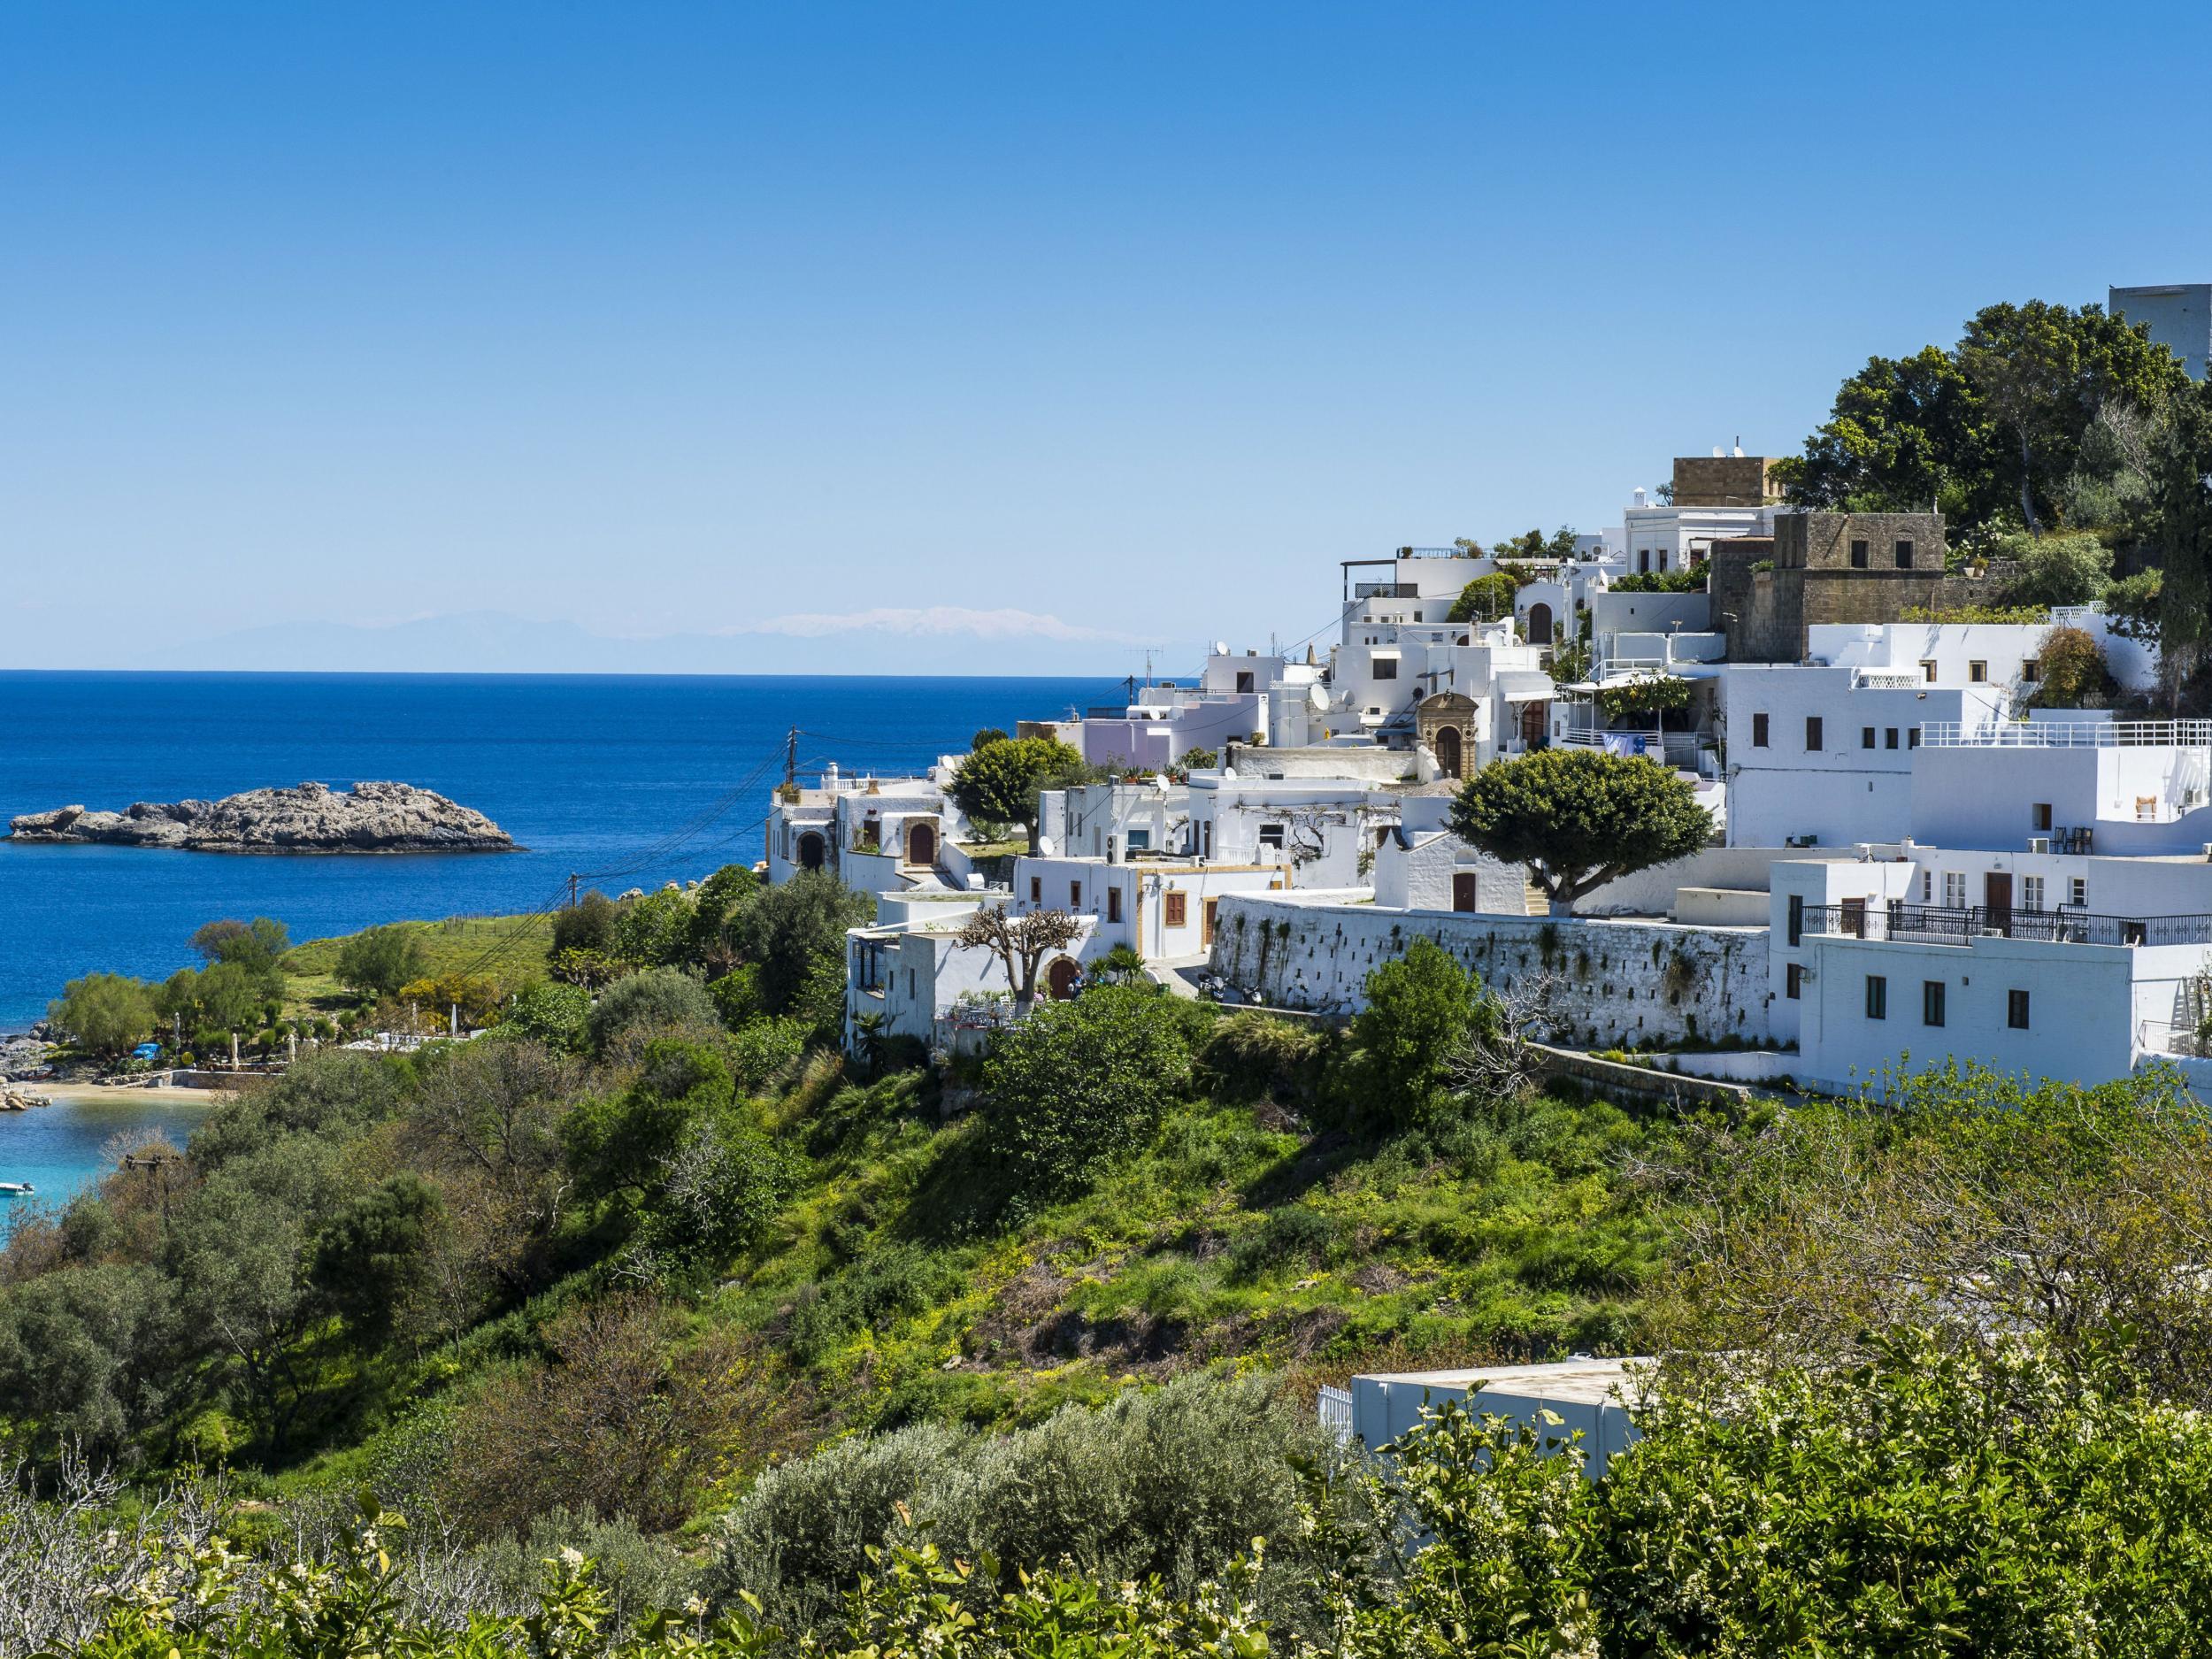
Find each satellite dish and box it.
[1308,683,1330,712]
[1212,641,1230,657]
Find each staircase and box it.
[1523,873,1549,916]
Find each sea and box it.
[0,670,1120,1214]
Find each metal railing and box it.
[1799,902,2212,949]
[1354,581,1423,599]
[1920,719,2212,749]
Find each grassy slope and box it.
[279,914,554,1015]
[279,1062,1674,1520]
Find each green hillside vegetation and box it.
[280,912,557,1017]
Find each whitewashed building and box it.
[765,764,972,897]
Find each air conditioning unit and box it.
[2028,837,2051,854]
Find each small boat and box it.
[0,1182,35,1195]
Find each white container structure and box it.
[1338,1357,1647,1480]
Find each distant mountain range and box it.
[119,608,1158,678]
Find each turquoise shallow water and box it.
[0,1091,219,1234]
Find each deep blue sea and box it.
[0,672,1116,1211]
[0,672,1118,1028]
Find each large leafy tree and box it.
[48,972,157,1056]
[1352,938,1492,1123]
[948,734,1085,849]
[1448,749,1710,906]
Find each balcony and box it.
[1354,581,1423,599]
[1919,718,2212,749]
[1799,902,2212,949]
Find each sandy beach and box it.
[35,1082,235,1106]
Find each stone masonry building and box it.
[1710,510,1948,662]
[1670,452,1783,509]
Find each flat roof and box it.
[1357,1357,1645,1407]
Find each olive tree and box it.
[1448,749,1710,908]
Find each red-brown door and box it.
[1452,872,1478,912]
[907,822,936,866]
[1839,895,1866,938]
[1046,957,1079,1001]
[1985,872,2013,935]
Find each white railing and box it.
[1920,719,2212,749]
[1317,1384,1354,1444]
[1851,669,1924,689]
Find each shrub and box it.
[982,984,1194,1202]
[585,966,718,1057]
[728,1014,810,1091]
[1352,938,1491,1123]
[1194,1011,1322,1103]
[550,889,618,956]
[611,887,694,967]
[1447,572,1518,623]
[2032,623,2115,707]
[1997,527,2114,606]
[495,979,589,1053]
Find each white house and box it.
[1186,774,1402,888]
[1618,485,1779,577]
[1767,849,2212,1091]
[1909,718,2212,856]
[765,764,971,898]
[1371,792,1534,914]
[1012,853,1289,964]
[1722,665,2008,848]
[1040,779,1194,861]
[1809,612,2157,699]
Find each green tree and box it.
[188,916,290,997]
[1998,527,2113,605]
[728,871,871,1016]
[969,726,1010,749]
[496,979,590,1052]
[2153,380,2212,697]
[1352,938,1490,1121]
[191,960,265,1034]
[0,1263,180,1466]
[334,925,427,998]
[982,984,1193,1202]
[565,1039,735,1202]
[612,887,694,967]
[685,863,760,972]
[1446,572,1517,624]
[552,888,618,956]
[948,734,1085,849]
[309,1173,446,1348]
[48,972,157,1056]
[1448,749,1711,906]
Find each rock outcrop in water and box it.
[8,781,517,854]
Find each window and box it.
[1886,727,1900,749]
[1921,870,1932,902]
[907,970,915,997]
[1070,880,1082,908]
[2023,658,2039,681]
[1865,975,1887,1020]
[1922,660,1938,683]
[1125,827,1150,851]
[1786,894,1804,945]
[2023,875,2046,910]
[2032,803,2053,832]
[1862,726,1877,749]
[1849,538,1869,569]
[1805,716,1824,751]
[2070,877,2087,908]
[1202,821,1212,858]
[1029,876,1042,903]
[1894,538,1914,568]
[1107,887,1122,923]
[1922,979,1946,1027]
[1639,549,1651,573]
[1164,891,1187,928]
[2008,988,2031,1030]
[1786,962,1803,999]
[1969,661,1988,683]
[1258,823,1286,849]
[1235,671,1255,694]
[1752,712,1770,748]
[1943,871,1966,907]
[1908,727,1921,749]
[1372,657,1398,680]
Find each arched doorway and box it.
[1519,702,1548,749]
[907,821,937,866]
[796,831,825,872]
[1433,725,1463,780]
[1046,957,1080,1001]
[1526,602,1554,645]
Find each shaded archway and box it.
[796,831,826,872]
[1046,956,1080,1001]
[1433,725,1463,780]
[907,821,937,866]
[1526,602,1554,644]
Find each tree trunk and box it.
[2019,432,2040,533]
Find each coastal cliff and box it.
[8,780,517,854]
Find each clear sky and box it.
[5,2,2211,674]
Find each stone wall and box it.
[1207,895,1775,1048]
[1671,454,1778,508]
[1716,511,1977,662]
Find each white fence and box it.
[1920,719,2212,749]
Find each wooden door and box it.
[1202,897,1219,947]
[1985,871,2013,935]
[907,822,936,866]
[1046,957,1079,1001]
[1839,895,1866,938]
[1433,725,1463,779]
[1526,602,1553,644]
[1452,872,1478,912]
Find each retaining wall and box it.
[1207,895,1775,1048]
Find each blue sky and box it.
[5,2,2210,674]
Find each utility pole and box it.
[784,725,799,788]
[566,872,579,910]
